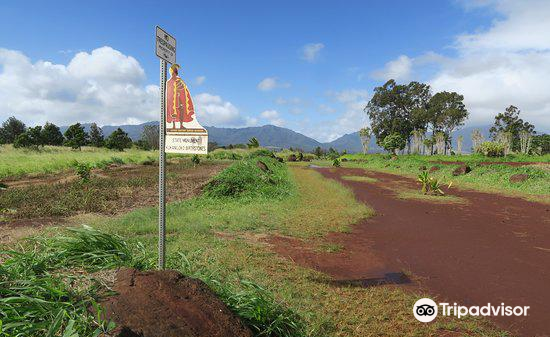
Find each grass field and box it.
[338,153,550,201]
[85,160,505,336]
[0,145,159,178]
[0,152,517,336]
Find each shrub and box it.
[477,141,505,157]
[73,161,92,182]
[417,171,449,196]
[203,156,292,200]
[333,159,340,167]
[249,148,274,158]
[191,154,200,166]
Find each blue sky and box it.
[0,0,548,141]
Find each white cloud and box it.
[0,47,245,128]
[195,76,206,85]
[260,109,285,126]
[257,77,290,91]
[371,55,413,81]
[297,89,369,142]
[275,97,301,105]
[300,43,324,62]
[374,0,550,131]
[193,93,243,126]
[0,46,158,126]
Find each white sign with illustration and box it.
[164,64,208,154]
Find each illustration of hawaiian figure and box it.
[166,64,203,131]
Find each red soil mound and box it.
[100,268,252,337]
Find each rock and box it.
[287,154,297,162]
[429,166,440,173]
[390,155,398,161]
[256,160,270,172]
[452,165,472,176]
[419,165,427,171]
[100,268,253,337]
[509,174,529,183]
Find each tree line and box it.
[0,117,160,151]
[362,79,549,155]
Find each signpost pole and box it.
[158,58,167,270]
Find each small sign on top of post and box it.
[156,26,176,64]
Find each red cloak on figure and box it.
[166,65,195,127]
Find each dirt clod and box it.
[256,160,270,172]
[452,164,471,176]
[509,173,529,183]
[100,268,253,337]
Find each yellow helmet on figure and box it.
[169,64,181,76]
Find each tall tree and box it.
[427,91,469,153]
[105,128,133,151]
[0,117,26,144]
[89,123,104,147]
[41,122,64,146]
[14,126,43,149]
[489,105,535,152]
[64,123,89,150]
[365,80,431,148]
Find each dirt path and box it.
[270,167,550,337]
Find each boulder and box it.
[429,166,440,173]
[452,165,472,176]
[509,174,529,183]
[100,268,253,337]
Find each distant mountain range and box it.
[61,122,502,153]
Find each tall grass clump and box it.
[175,252,306,337]
[203,156,293,201]
[0,226,151,336]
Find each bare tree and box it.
[519,130,533,154]
[141,125,159,150]
[359,127,372,154]
[471,129,484,153]
[457,135,463,155]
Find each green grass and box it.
[396,189,468,204]
[0,144,160,179]
[340,153,550,200]
[0,225,145,337]
[340,175,378,183]
[86,161,505,336]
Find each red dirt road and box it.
[272,167,550,337]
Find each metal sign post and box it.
[158,58,167,270]
[156,26,176,270]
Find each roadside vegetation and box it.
[339,153,550,201]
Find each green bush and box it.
[191,154,200,166]
[203,156,292,200]
[248,148,274,158]
[477,141,505,157]
[73,161,92,182]
[332,159,340,167]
